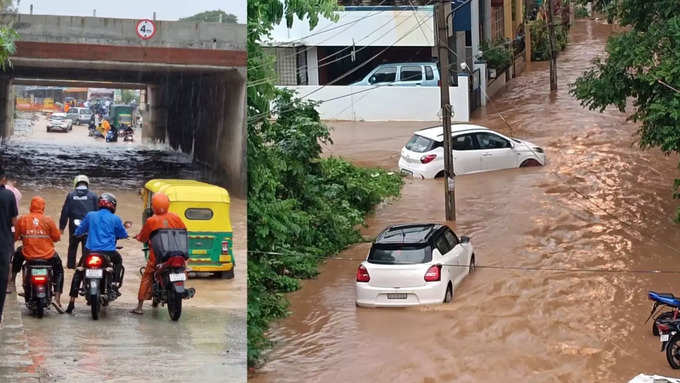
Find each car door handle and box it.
[482,153,493,157]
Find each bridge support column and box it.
[143,84,167,143]
[0,76,14,139]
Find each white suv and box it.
[398,124,546,179]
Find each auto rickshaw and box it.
[140,179,234,278]
[109,104,133,129]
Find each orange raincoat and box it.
[15,196,60,260]
[135,194,186,301]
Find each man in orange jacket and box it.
[10,196,64,309]
[130,193,185,315]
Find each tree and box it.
[0,27,18,71]
[570,0,680,217]
[179,10,238,24]
[120,89,138,104]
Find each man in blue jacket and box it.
[65,193,128,314]
[59,175,98,269]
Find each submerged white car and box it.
[356,224,475,308]
[398,124,546,179]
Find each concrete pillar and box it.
[504,0,513,39]
[306,47,319,85]
[455,31,466,74]
[474,62,487,106]
[0,77,14,139]
[143,84,166,143]
[453,73,470,122]
[524,22,532,63]
[471,0,481,59]
[483,0,492,42]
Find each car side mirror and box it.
[460,236,470,243]
[369,76,377,84]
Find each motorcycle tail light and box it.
[658,323,670,333]
[167,256,185,268]
[31,275,48,285]
[86,254,103,268]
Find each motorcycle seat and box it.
[649,291,680,306]
[25,259,52,266]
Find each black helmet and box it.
[98,192,117,213]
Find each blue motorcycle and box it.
[648,292,680,369]
[647,291,680,336]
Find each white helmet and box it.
[73,175,89,188]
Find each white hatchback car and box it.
[356,224,475,308]
[398,124,546,179]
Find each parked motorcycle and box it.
[21,260,55,318]
[647,291,680,336]
[149,229,195,321]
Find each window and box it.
[476,132,511,149]
[405,135,437,153]
[444,230,459,248]
[370,66,397,84]
[435,234,452,255]
[425,66,434,80]
[399,65,423,82]
[452,134,478,151]
[368,245,432,265]
[185,208,214,220]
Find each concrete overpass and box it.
[0,13,247,196]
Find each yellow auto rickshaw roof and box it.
[144,179,230,203]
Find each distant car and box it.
[356,224,475,307]
[352,62,440,87]
[47,113,73,132]
[398,124,546,179]
[75,107,92,125]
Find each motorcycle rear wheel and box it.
[90,293,100,320]
[35,305,44,318]
[667,334,680,369]
[167,289,182,321]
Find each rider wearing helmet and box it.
[59,175,98,269]
[65,192,128,314]
[130,193,186,315]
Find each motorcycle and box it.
[21,260,55,318]
[119,125,134,142]
[105,127,118,143]
[149,229,195,321]
[646,291,680,336]
[81,248,124,320]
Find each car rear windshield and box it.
[405,134,437,153]
[368,245,432,265]
[51,115,64,120]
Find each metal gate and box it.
[469,68,481,111]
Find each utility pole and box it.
[547,0,557,91]
[436,0,456,221]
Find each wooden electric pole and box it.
[547,0,557,91]
[436,0,455,221]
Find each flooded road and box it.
[3,117,246,381]
[253,20,680,382]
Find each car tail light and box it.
[356,264,370,282]
[31,275,48,285]
[424,265,441,282]
[86,254,103,268]
[420,154,437,164]
[222,240,229,254]
[168,256,186,268]
[437,79,441,86]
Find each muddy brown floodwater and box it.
[2,119,246,381]
[253,20,680,382]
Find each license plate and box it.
[661,334,670,342]
[387,293,407,300]
[169,273,186,282]
[85,269,103,278]
[400,169,413,176]
[32,268,47,276]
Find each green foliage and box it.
[528,18,568,61]
[480,40,512,71]
[0,26,17,71]
[570,0,680,219]
[120,90,138,104]
[179,10,238,24]
[247,0,401,367]
[574,6,589,19]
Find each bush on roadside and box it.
[247,88,403,365]
[480,39,513,71]
[529,18,569,61]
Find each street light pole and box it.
[436,0,456,221]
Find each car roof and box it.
[374,223,443,245]
[414,124,491,141]
[51,113,67,117]
[375,62,436,67]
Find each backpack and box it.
[149,228,189,262]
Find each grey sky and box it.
[15,0,246,24]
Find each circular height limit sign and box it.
[136,19,156,40]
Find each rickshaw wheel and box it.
[218,269,235,279]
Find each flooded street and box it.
[253,19,680,382]
[3,118,246,381]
